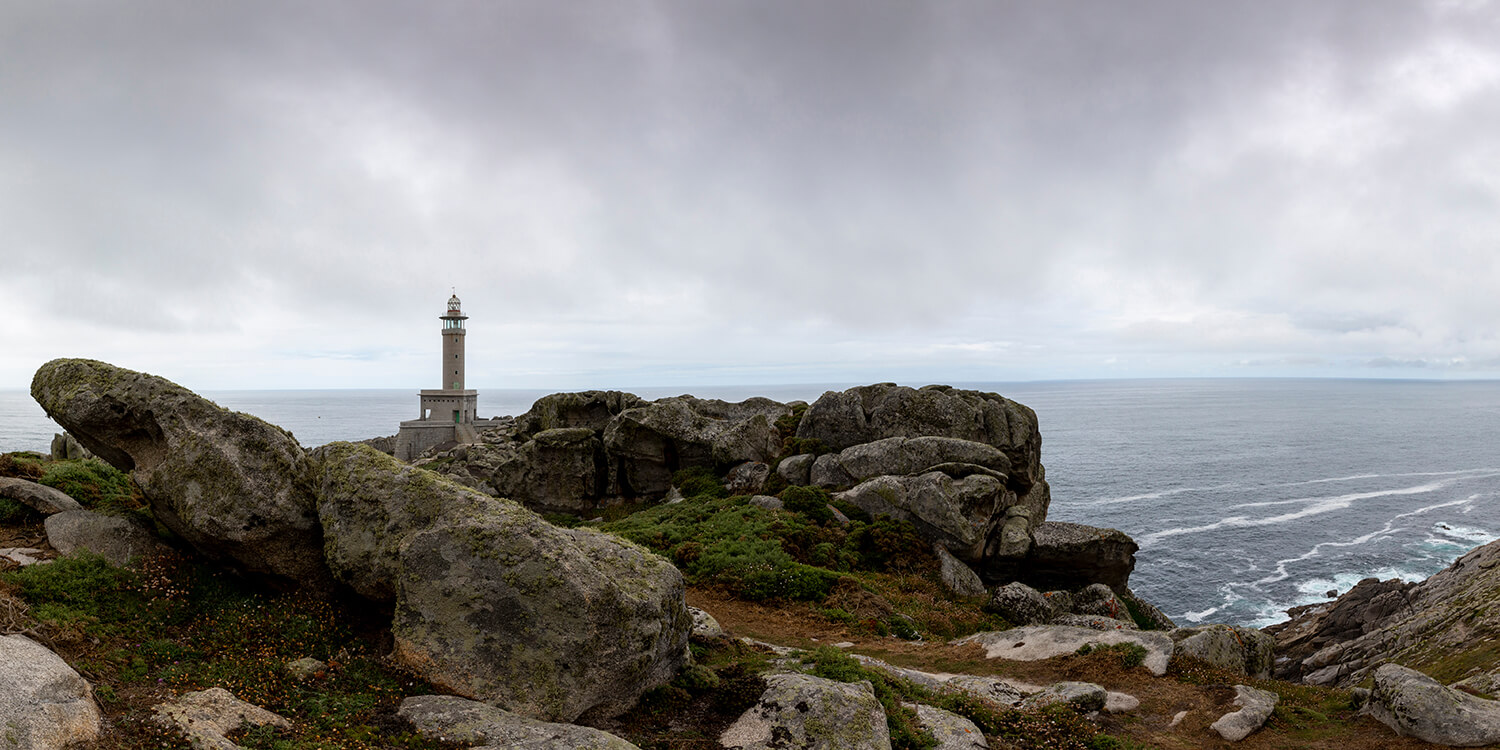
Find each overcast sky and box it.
[4,1,1500,391]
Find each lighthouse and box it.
[395,293,499,460]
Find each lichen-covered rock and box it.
[909,702,989,749]
[603,396,790,497]
[1119,585,1176,630]
[152,687,291,750]
[986,582,1056,626]
[316,443,690,722]
[490,428,607,514]
[0,634,103,750]
[1210,685,1278,742]
[50,431,94,461]
[726,461,771,494]
[44,509,171,569]
[689,606,725,638]
[1020,681,1108,712]
[776,453,814,486]
[836,471,1009,565]
[0,477,82,515]
[943,675,1028,705]
[808,436,1011,489]
[1366,664,1500,746]
[720,673,891,750]
[1171,625,1275,678]
[517,390,646,437]
[956,626,1174,676]
[30,358,326,586]
[795,385,1042,489]
[936,545,987,598]
[1072,583,1131,622]
[1009,521,1138,590]
[398,694,642,749]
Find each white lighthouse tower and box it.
[395,293,495,460]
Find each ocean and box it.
[3,378,1497,629]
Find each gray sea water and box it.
[4,378,1498,629]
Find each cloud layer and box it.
[4,1,1499,389]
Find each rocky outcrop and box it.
[795,384,1042,489]
[0,634,103,750]
[398,694,642,750]
[1171,625,1275,678]
[956,626,1174,676]
[517,390,646,435]
[1266,537,1500,688]
[30,359,326,587]
[316,442,691,723]
[152,687,292,750]
[720,672,891,750]
[603,396,790,496]
[0,477,82,515]
[935,545,987,598]
[987,582,1056,626]
[1210,685,1277,742]
[1004,522,1137,591]
[808,436,1012,489]
[44,509,171,568]
[1365,664,1500,746]
[50,431,93,461]
[836,472,1009,566]
[909,702,988,750]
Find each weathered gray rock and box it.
[603,396,790,497]
[690,606,725,638]
[986,582,1056,626]
[1119,585,1176,630]
[808,436,1011,490]
[153,687,292,750]
[1052,614,1139,631]
[0,634,103,750]
[726,462,771,494]
[1072,583,1131,622]
[1366,663,1500,746]
[50,432,93,461]
[517,391,647,437]
[776,454,814,486]
[1210,685,1277,742]
[747,495,784,511]
[398,694,642,749]
[837,471,1008,564]
[1010,522,1137,591]
[1020,681,1108,712]
[0,477,82,515]
[720,673,891,750]
[44,509,170,569]
[488,427,608,514]
[956,626,1174,676]
[943,675,1027,705]
[1171,624,1275,678]
[30,359,326,587]
[1264,575,1418,683]
[0,547,47,566]
[795,384,1042,490]
[852,655,949,691]
[909,702,989,749]
[1105,691,1141,713]
[316,443,691,722]
[936,545,987,598]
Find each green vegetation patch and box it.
[39,457,145,517]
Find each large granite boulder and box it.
[836,471,1009,565]
[808,436,1011,489]
[1171,625,1275,678]
[603,396,790,497]
[1366,664,1500,746]
[795,384,1042,489]
[316,442,691,722]
[399,695,642,749]
[720,672,891,750]
[0,634,103,750]
[488,428,608,514]
[517,390,646,437]
[986,582,1056,626]
[30,359,325,586]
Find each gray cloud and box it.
[3,1,1499,388]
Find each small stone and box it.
[689,606,725,638]
[747,495,784,511]
[285,657,326,681]
[1210,685,1277,742]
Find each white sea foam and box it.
[1183,607,1218,623]
[1431,522,1496,544]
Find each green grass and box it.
[1,552,451,750]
